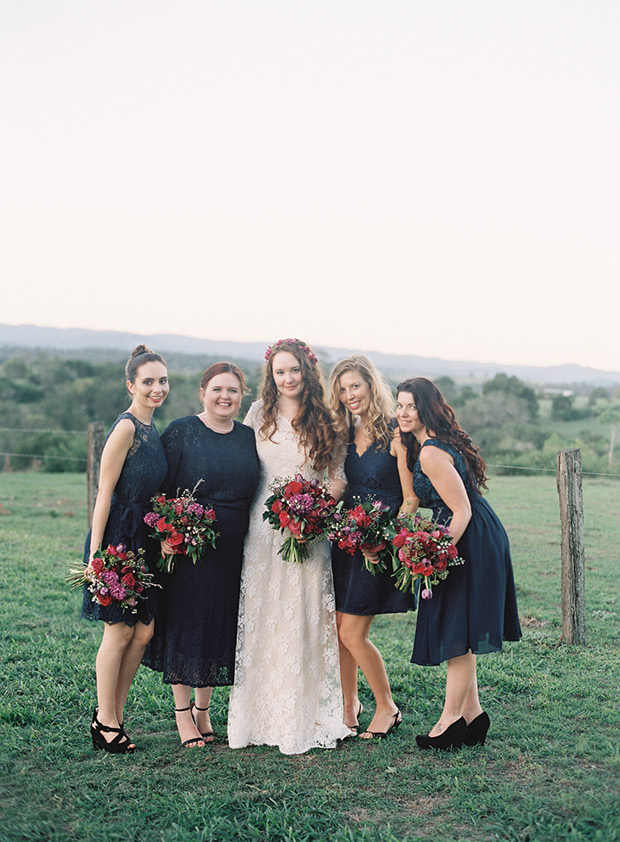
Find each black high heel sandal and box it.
[464,712,490,746]
[190,702,215,741]
[346,702,364,733]
[416,717,467,751]
[175,706,206,748]
[359,709,402,740]
[91,708,135,754]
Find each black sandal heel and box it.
[175,706,206,748]
[190,702,215,741]
[91,708,135,754]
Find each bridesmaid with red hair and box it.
[145,362,260,748]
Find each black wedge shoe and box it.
[91,708,135,754]
[416,717,467,751]
[464,712,490,747]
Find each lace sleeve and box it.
[326,439,347,502]
[243,400,263,432]
[160,419,186,494]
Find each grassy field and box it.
[0,472,619,842]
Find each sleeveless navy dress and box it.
[332,428,416,615]
[81,411,168,626]
[411,439,522,666]
[144,416,260,687]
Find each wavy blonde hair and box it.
[259,340,337,471]
[328,355,394,450]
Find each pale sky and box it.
[2,0,619,370]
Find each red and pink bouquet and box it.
[144,485,218,573]
[68,543,159,613]
[263,473,337,563]
[391,513,464,598]
[328,496,396,575]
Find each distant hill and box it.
[1,323,619,386]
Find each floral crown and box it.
[264,337,318,364]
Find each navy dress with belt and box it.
[411,439,522,666]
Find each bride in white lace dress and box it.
[228,338,352,755]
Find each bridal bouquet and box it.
[144,484,218,573]
[391,513,464,598]
[67,543,158,613]
[328,496,396,575]
[263,473,337,563]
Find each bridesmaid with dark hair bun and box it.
[83,344,169,753]
[144,362,260,749]
[396,377,521,751]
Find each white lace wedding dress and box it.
[227,401,351,755]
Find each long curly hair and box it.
[328,355,394,449]
[396,377,488,490]
[259,340,337,471]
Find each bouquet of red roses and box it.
[143,484,218,573]
[391,513,464,598]
[67,543,159,613]
[328,496,396,575]
[263,473,337,563]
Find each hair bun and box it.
[131,344,153,358]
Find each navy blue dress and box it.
[332,429,416,615]
[144,416,260,687]
[81,412,168,626]
[411,439,522,666]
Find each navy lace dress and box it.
[144,416,260,687]
[332,429,416,615]
[411,439,522,666]
[81,412,168,626]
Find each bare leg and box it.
[95,622,135,746]
[193,686,215,743]
[429,650,481,737]
[171,684,204,747]
[338,613,399,736]
[336,611,361,729]
[114,620,154,724]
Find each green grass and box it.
[1,473,619,842]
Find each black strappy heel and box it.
[175,706,206,748]
[91,708,135,754]
[190,702,215,741]
[359,709,402,739]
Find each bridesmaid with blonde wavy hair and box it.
[329,354,417,739]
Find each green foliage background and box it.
[1,352,619,476]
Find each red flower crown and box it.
[264,338,318,364]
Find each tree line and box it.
[1,353,618,475]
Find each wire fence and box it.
[1,428,620,477]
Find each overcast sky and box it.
[2,0,619,370]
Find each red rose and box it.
[97,593,113,606]
[284,481,303,497]
[156,517,169,532]
[448,544,458,558]
[106,545,118,556]
[122,572,135,588]
[287,520,302,536]
[174,502,184,515]
[168,532,185,547]
[279,512,291,527]
[392,532,409,549]
[361,540,386,553]
[272,500,283,514]
[91,557,104,574]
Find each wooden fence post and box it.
[556,448,586,644]
[87,421,105,527]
